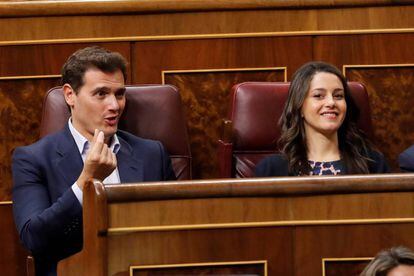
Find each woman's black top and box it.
[255,150,389,177]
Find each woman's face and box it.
[301,72,347,138]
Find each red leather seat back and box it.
[40,85,192,180]
[230,82,290,151]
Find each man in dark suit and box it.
[399,145,414,172]
[12,46,176,276]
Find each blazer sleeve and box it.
[368,150,390,173]
[157,141,177,181]
[12,146,83,258]
[399,145,414,172]
[255,154,290,177]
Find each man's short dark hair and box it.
[61,46,127,92]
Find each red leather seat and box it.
[218,81,373,178]
[40,85,192,180]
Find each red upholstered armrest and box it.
[217,139,233,178]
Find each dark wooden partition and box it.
[58,174,414,275]
[0,203,29,276]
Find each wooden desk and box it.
[58,174,414,275]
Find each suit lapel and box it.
[54,126,84,187]
[117,135,143,183]
[53,127,143,185]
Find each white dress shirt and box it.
[68,119,121,205]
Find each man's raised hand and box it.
[76,129,117,190]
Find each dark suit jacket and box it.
[399,145,414,172]
[12,125,176,276]
[255,150,389,177]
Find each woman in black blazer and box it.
[255,61,389,177]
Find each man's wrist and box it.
[71,182,83,205]
[76,173,89,190]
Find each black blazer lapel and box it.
[54,126,84,187]
[117,136,143,183]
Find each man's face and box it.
[64,68,126,143]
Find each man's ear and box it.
[63,84,75,109]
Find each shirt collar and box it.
[110,134,121,154]
[68,118,121,156]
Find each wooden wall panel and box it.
[108,227,293,275]
[0,203,30,276]
[345,66,414,171]
[0,5,414,41]
[133,37,311,178]
[132,37,312,83]
[0,78,60,200]
[323,259,371,276]
[107,192,414,228]
[313,33,414,68]
[295,223,414,275]
[106,223,414,275]
[1,0,412,17]
[131,261,265,275]
[0,42,131,78]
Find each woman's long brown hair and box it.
[279,61,374,175]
